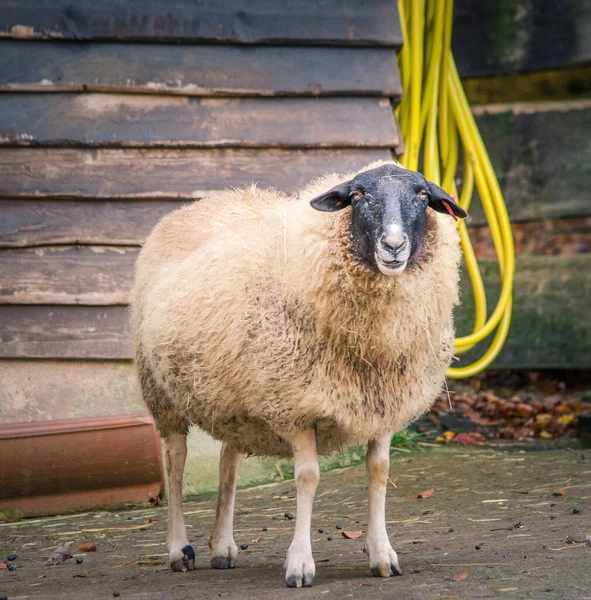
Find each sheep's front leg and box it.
[164,433,195,571]
[209,442,244,569]
[365,434,402,577]
[284,428,319,588]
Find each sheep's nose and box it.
[379,231,408,255]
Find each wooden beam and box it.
[0,360,144,423]
[0,95,400,149]
[0,199,187,247]
[453,0,591,77]
[455,255,591,370]
[0,148,392,199]
[2,255,590,369]
[0,42,402,98]
[0,305,132,359]
[0,0,402,46]
[467,102,591,225]
[0,246,138,305]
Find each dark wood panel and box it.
[2,255,590,368]
[453,0,591,77]
[0,199,186,247]
[467,103,591,226]
[0,148,392,198]
[456,255,591,370]
[0,42,402,98]
[0,306,131,359]
[0,246,138,305]
[0,0,402,46]
[0,95,399,148]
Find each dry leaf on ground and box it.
[413,488,435,499]
[341,530,363,539]
[452,432,486,445]
[79,542,97,552]
[451,570,469,582]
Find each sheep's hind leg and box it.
[209,442,245,569]
[365,434,402,577]
[164,433,195,572]
[283,428,319,588]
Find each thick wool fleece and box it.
[131,161,462,456]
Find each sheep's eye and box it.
[350,191,364,201]
[417,189,428,199]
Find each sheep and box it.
[131,160,467,587]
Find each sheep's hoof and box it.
[211,554,236,569]
[370,563,403,577]
[286,572,315,588]
[169,544,196,572]
[366,542,402,577]
[285,548,315,588]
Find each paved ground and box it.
[1,446,590,599]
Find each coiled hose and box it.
[396,0,515,379]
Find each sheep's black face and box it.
[310,164,467,276]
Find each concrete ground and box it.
[1,446,590,600]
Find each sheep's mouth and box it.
[375,255,408,276]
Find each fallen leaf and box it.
[0,563,7,570]
[435,436,446,443]
[451,569,469,582]
[443,431,456,441]
[341,530,363,539]
[413,488,435,499]
[452,432,486,445]
[552,489,566,497]
[539,430,553,439]
[46,541,75,565]
[558,414,574,425]
[535,413,552,425]
[79,542,97,552]
[254,536,262,543]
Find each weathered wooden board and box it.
[0,246,139,305]
[0,306,131,359]
[0,95,399,148]
[0,360,144,423]
[2,255,590,368]
[453,0,591,77]
[466,103,591,226]
[0,42,402,98]
[0,199,186,247]
[455,255,591,370]
[0,148,391,198]
[0,0,402,46]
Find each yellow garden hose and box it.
[396,0,515,378]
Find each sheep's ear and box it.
[426,181,468,219]
[310,181,352,212]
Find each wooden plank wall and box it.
[0,0,404,410]
[0,0,590,414]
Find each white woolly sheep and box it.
[131,160,467,587]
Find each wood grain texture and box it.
[0,199,186,247]
[0,0,402,46]
[1,255,590,368]
[0,95,399,148]
[0,148,392,199]
[0,246,138,304]
[0,360,144,423]
[0,42,402,98]
[467,103,591,226]
[0,305,131,359]
[453,0,591,77]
